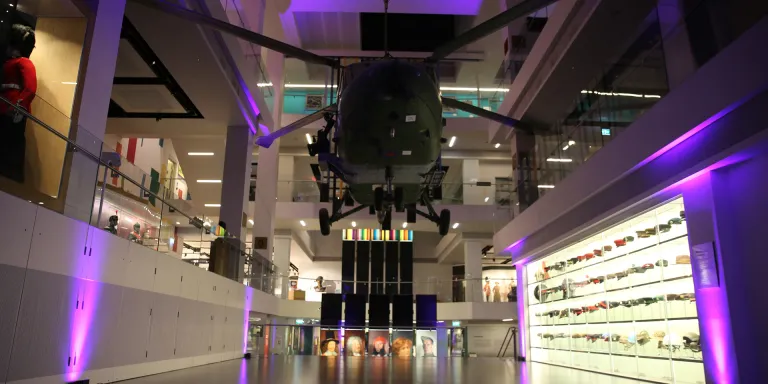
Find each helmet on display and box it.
[683,332,701,353]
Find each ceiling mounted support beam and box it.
[428,0,559,62]
[128,0,339,68]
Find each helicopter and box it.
[130,0,554,236]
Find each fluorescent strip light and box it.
[188,152,214,156]
[351,221,356,228]
[452,223,459,229]
[61,81,77,85]
[562,145,570,151]
[502,318,515,322]
[546,158,572,163]
[299,220,306,227]
[204,204,221,207]
[176,222,181,225]
[494,143,501,149]
[197,180,222,183]
[305,133,313,144]
[439,87,509,92]
[449,136,456,147]
[537,185,555,189]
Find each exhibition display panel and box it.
[525,198,704,384]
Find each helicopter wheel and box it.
[438,209,450,236]
[394,187,405,212]
[319,208,331,236]
[382,209,392,231]
[374,187,384,211]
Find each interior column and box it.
[463,241,484,302]
[63,0,126,222]
[251,52,284,269]
[219,125,253,240]
[272,236,291,297]
[462,159,483,204]
[509,131,538,212]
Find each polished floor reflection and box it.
[120,357,650,384]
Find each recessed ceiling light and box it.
[188,152,214,156]
[402,222,408,228]
[546,158,572,163]
[452,223,459,229]
[484,197,490,203]
[38,202,44,205]
[176,222,180,225]
[568,140,575,146]
[502,318,515,322]
[449,136,456,147]
[351,221,357,228]
[197,179,222,183]
[305,133,313,144]
[537,185,555,189]
[248,219,254,225]
[204,203,221,207]
[494,143,500,148]
[299,220,306,227]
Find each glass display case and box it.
[525,198,704,384]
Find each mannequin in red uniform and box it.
[0,24,36,183]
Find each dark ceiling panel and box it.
[360,13,457,52]
[109,17,202,119]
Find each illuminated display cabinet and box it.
[525,198,704,384]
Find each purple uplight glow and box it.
[239,358,248,384]
[66,279,101,381]
[515,266,527,360]
[242,291,253,353]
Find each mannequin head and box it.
[133,222,141,232]
[108,215,118,227]
[7,24,35,58]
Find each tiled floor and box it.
[118,356,651,384]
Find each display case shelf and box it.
[531,347,702,363]
[528,234,689,288]
[530,316,699,327]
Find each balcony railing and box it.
[246,275,518,304]
[0,93,244,260]
[277,180,517,207]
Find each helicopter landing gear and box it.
[411,194,453,236]
[394,187,405,212]
[319,208,331,236]
[318,189,369,236]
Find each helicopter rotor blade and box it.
[127,0,339,68]
[428,0,558,62]
[441,97,529,133]
[255,104,338,148]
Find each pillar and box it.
[63,0,126,222]
[463,241,484,302]
[657,0,699,89]
[679,155,768,383]
[462,159,483,204]
[510,131,538,212]
[272,236,291,298]
[515,265,528,360]
[277,155,294,202]
[252,51,284,270]
[219,125,253,240]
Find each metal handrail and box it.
[0,95,197,223]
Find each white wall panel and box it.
[147,294,180,361]
[198,303,215,355]
[83,227,130,286]
[210,304,227,353]
[124,243,158,291]
[6,270,74,381]
[112,288,152,366]
[153,253,183,297]
[196,270,218,304]
[0,264,26,384]
[178,261,202,301]
[81,281,124,372]
[26,207,89,278]
[174,299,202,358]
[0,192,37,269]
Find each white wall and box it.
[467,324,516,357]
[0,191,250,384]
